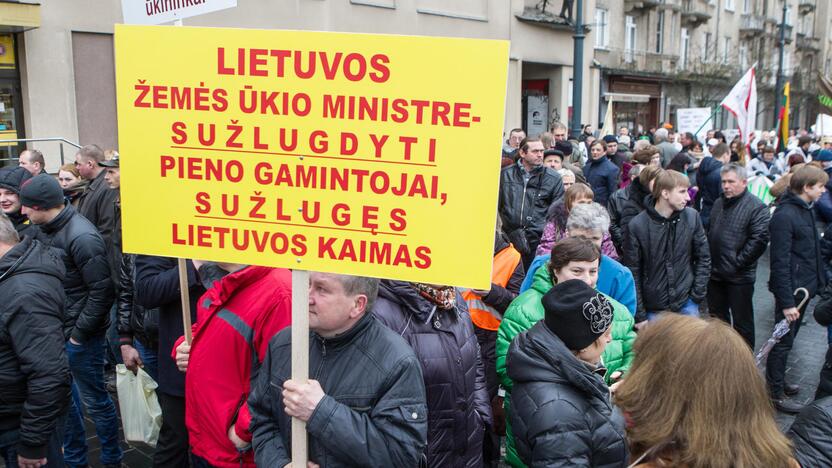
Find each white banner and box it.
[676,107,711,144]
[121,0,237,25]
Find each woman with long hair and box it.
[536,183,618,258]
[615,314,797,468]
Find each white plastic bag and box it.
[116,364,162,447]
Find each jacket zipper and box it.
[519,177,529,226]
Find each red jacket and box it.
[175,266,291,468]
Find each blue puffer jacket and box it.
[697,156,723,229]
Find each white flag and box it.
[720,65,757,147]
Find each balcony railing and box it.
[681,1,712,28]
[739,14,765,36]
[623,0,662,12]
[796,33,821,52]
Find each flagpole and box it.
[694,107,719,137]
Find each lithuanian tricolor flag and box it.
[777,82,790,153]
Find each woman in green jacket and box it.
[496,236,636,467]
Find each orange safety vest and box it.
[463,244,522,331]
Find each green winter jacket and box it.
[496,264,636,467]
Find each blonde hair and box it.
[615,315,793,468]
[651,169,690,200]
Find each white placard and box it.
[526,94,548,138]
[121,0,237,25]
[676,107,712,144]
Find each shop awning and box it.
[0,1,39,33]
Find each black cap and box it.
[99,154,119,168]
[603,135,618,144]
[20,174,64,210]
[543,149,564,160]
[0,166,32,194]
[554,140,573,156]
[542,279,614,351]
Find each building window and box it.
[625,15,636,63]
[656,11,664,54]
[680,27,689,69]
[785,4,792,26]
[739,44,748,70]
[723,36,731,63]
[594,8,609,49]
[725,0,734,11]
[743,0,751,13]
[704,32,712,62]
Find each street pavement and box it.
[3,250,828,467]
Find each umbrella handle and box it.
[794,287,810,310]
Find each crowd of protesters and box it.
[0,120,831,468]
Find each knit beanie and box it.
[602,135,618,144]
[0,166,32,194]
[555,140,573,156]
[20,174,64,210]
[542,279,614,350]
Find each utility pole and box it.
[570,0,585,139]
[773,0,787,128]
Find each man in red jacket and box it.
[173,263,291,468]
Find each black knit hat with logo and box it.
[542,279,614,350]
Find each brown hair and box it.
[790,164,829,193]
[519,137,542,153]
[787,153,805,167]
[589,140,605,152]
[632,146,659,165]
[59,163,80,178]
[651,169,690,200]
[614,315,793,468]
[711,142,730,159]
[565,183,594,211]
[546,236,600,282]
[539,132,555,149]
[77,144,105,163]
[638,165,663,188]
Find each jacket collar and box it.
[645,200,682,223]
[509,321,609,401]
[314,309,375,350]
[203,265,273,308]
[721,189,748,208]
[39,204,74,234]
[516,160,544,177]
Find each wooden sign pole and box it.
[177,258,193,343]
[291,269,310,467]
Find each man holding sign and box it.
[248,273,427,467]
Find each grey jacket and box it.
[248,312,428,467]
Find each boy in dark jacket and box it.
[767,164,828,414]
[624,169,711,326]
[0,216,70,468]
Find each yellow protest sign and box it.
[115,25,508,289]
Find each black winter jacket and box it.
[607,187,629,254]
[134,256,202,396]
[77,170,119,251]
[507,321,628,467]
[373,281,491,468]
[788,397,832,468]
[583,156,620,207]
[7,212,34,239]
[116,254,159,350]
[707,190,770,284]
[769,191,826,307]
[33,204,114,343]
[0,237,71,459]
[696,156,723,229]
[813,286,832,399]
[499,162,564,252]
[624,202,711,321]
[618,179,651,251]
[248,312,428,467]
